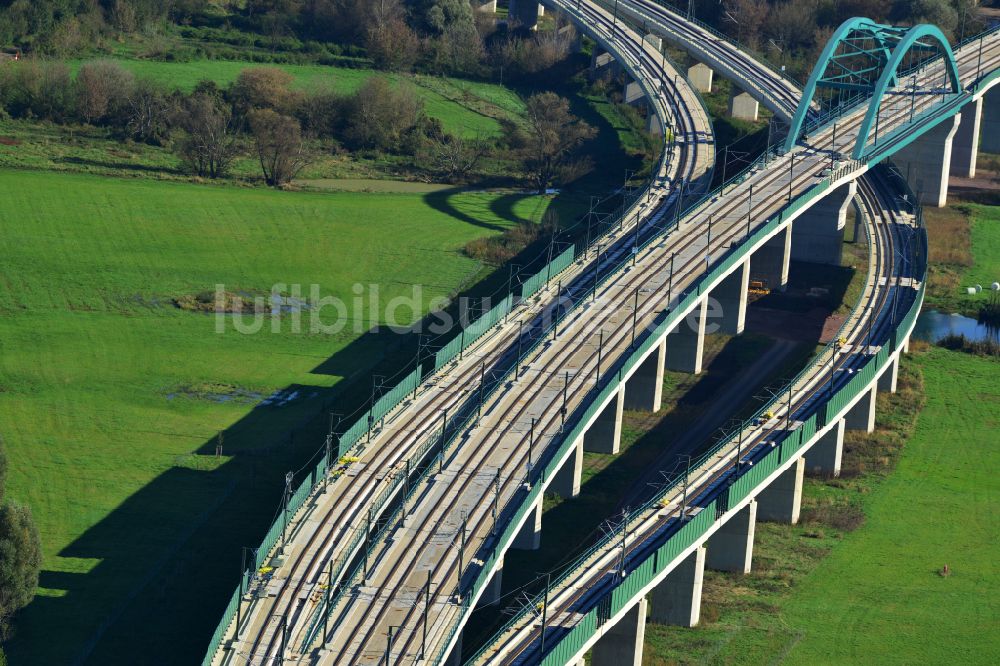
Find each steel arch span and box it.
[784,18,961,157]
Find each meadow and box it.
[0,168,549,663]
[642,348,999,665]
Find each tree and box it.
[722,0,769,50]
[249,108,309,187]
[522,92,596,190]
[343,77,424,151]
[0,436,41,639]
[429,133,491,181]
[175,94,240,179]
[414,0,475,34]
[75,60,134,125]
[366,0,421,71]
[230,67,298,118]
[126,78,172,144]
[0,501,41,639]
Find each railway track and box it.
[216,4,715,665]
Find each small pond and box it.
[913,309,999,343]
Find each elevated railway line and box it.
[203,2,1000,665]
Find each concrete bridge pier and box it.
[845,385,877,433]
[551,435,584,498]
[591,597,647,666]
[583,388,625,454]
[729,89,759,122]
[591,47,620,79]
[749,225,792,292]
[623,338,666,411]
[665,297,708,374]
[512,497,542,550]
[476,0,497,13]
[756,457,804,524]
[951,96,982,178]
[713,259,750,335]
[648,546,706,626]
[707,499,756,573]
[688,63,714,93]
[878,354,899,393]
[624,79,645,106]
[480,557,504,606]
[648,112,663,135]
[791,180,855,266]
[979,85,1000,154]
[806,418,845,477]
[508,0,542,29]
[643,33,663,51]
[893,113,960,207]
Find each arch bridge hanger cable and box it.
[783,17,963,158]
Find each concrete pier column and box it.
[480,557,503,606]
[643,33,663,51]
[590,47,619,79]
[845,385,876,433]
[688,63,713,93]
[791,180,855,265]
[648,546,706,627]
[591,598,647,666]
[980,86,1000,154]
[714,259,750,335]
[475,0,497,13]
[623,338,666,411]
[624,79,644,106]
[508,0,541,29]
[512,497,542,550]
[551,435,584,499]
[583,388,625,454]
[665,297,707,374]
[806,418,845,477]
[750,224,792,292]
[894,113,960,207]
[729,90,759,122]
[878,354,899,393]
[756,457,804,524]
[648,112,663,135]
[706,500,756,574]
[951,96,982,178]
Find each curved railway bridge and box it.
[203,2,1000,665]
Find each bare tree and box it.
[522,92,596,190]
[175,94,240,179]
[126,78,172,144]
[430,133,492,181]
[366,0,421,71]
[231,67,298,118]
[75,60,134,124]
[249,108,310,187]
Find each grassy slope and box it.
[0,169,549,663]
[924,202,1000,313]
[776,349,999,664]
[66,57,524,138]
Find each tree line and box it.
[703,0,987,81]
[0,59,600,190]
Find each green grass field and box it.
[66,57,525,138]
[925,201,1000,314]
[0,168,551,663]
